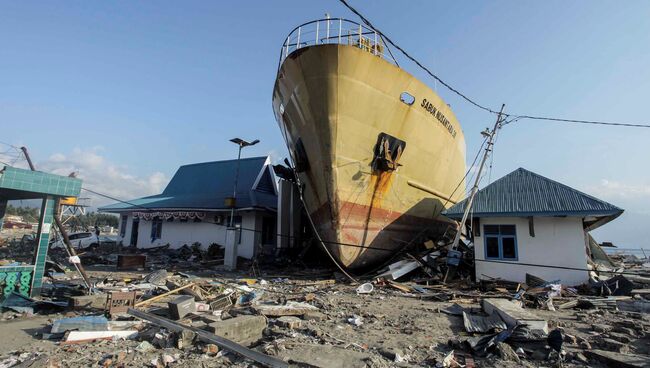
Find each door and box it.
[130,218,139,246]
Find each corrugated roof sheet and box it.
[443,168,623,218]
[99,156,277,212]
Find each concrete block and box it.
[168,295,196,320]
[254,301,319,317]
[207,315,266,346]
[276,316,302,329]
[482,298,548,334]
[585,349,650,368]
[302,311,327,321]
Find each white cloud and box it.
[586,179,650,201]
[36,147,168,209]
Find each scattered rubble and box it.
[0,236,648,367]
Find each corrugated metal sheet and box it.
[443,168,623,218]
[462,311,507,333]
[99,156,277,212]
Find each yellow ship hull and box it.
[273,44,466,270]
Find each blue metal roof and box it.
[99,156,277,212]
[443,168,623,219]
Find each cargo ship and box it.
[272,18,466,270]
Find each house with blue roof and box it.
[443,168,623,286]
[99,156,278,259]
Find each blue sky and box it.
[1,1,649,248]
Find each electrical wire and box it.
[338,0,650,129]
[509,114,650,129]
[337,0,500,115]
[83,187,643,278]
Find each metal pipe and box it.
[315,20,319,44]
[374,31,378,55]
[339,18,342,43]
[20,147,35,170]
[54,202,93,289]
[228,144,243,228]
[296,27,301,49]
[326,18,330,44]
[128,308,289,368]
[358,24,362,45]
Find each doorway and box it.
[130,218,139,246]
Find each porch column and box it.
[30,196,55,296]
[224,227,238,271]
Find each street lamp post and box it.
[228,138,260,227]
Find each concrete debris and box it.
[253,301,318,317]
[206,315,266,346]
[496,342,520,363]
[63,330,138,343]
[1,235,649,368]
[585,349,650,368]
[276,316,302,329]
[482,298,548,334]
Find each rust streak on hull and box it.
[272,43,466,270]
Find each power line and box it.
[83,187,644,278]
[338,0,650,129]
[475,258,645,278]
[507,114,650,129]
[337,0,500,115]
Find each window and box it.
[151,217,163,241]
[120,215,127,237]
[484,225,517,260]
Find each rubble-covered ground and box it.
[1,262,649,368]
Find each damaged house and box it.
[444,168,623,286]
[99,156,278,259]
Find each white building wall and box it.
[118,211,261,259]
[474,216,590,286]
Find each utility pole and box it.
[444,104,505,283]
[227,138,260,227]
[20,146,93,290]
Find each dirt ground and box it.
[0,267,648,368]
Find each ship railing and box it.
[278,18,398,67]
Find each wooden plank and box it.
[64,330,138,342]
[134,282,195,307]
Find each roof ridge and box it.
[443,167,623,218]
[178,156,268,169]
[514,168,622,211]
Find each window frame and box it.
[483,224,518,261]
[150,217,163,241]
